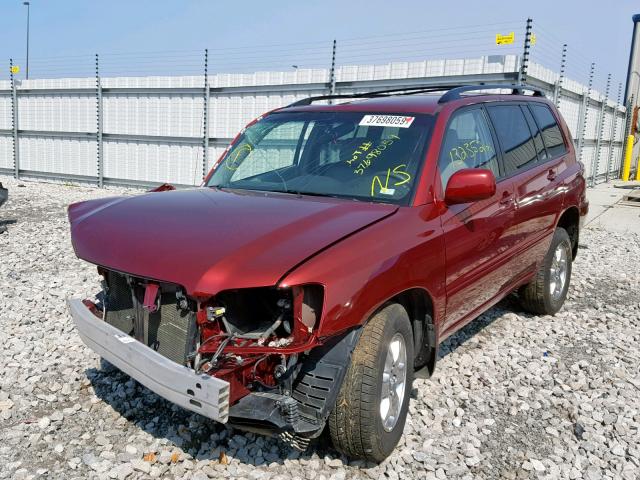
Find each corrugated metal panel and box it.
[18,94,97,133]
[103,95,203,137]
[103,141,202,185]
[581,145,597,179]
[611,145,623,172]
[601,111,613,135]
[0,136,12,169]
[0,95,12,130]
[615,115,626,142]
[596,145,611,176]
[558,97,581,137]
[19,136,97,176]
[585,105,601,140]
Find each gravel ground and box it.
[1,175,639,480]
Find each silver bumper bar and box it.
[68,298,230,423]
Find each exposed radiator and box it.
[104,271,197,365]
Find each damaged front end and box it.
[70,268,357,447]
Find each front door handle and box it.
[499,191,513,205]
[547,169,557,181]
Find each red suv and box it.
[68,84,588,461]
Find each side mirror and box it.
[444,168,497,205]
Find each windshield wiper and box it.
[280,190,365,202]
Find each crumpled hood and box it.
[68,188,397,295]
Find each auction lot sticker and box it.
[359,115,415,128]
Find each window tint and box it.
[487,105,537,175]
[438,108,499,188]
[530,104,567,157]
[522,106,548,162]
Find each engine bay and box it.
[91,268,323,406]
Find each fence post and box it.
[592,73,611,186]
[9,59,20,179]
[96,54,104,188]
[577,63,595,167]
[202,49,210,181]
[327,39,337,100]
[605,83,622,182]
[554,44,567,107]
[518,18,533,85]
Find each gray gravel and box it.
[1,175,639,480]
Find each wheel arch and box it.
[390,287,438,377]
[556,206,580,259]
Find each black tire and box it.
[328,303,414,462]
[519,227,573,315]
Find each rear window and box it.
[529,104,567,157]
[487,105,538,176]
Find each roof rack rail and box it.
[284,83,545,109]
[437,84,545,103]
[285,84,466,108]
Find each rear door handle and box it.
[547,169,557,181]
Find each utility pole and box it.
[624,14,640,104]
[23,1,30,79]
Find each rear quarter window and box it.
[529,104,568,158]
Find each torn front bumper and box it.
[67,298,230,423]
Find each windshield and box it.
[207,111,434,205]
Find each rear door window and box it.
[522,106,548,162]
[437,108,499,188]
[487,105,538,176]
[529,104,568,158]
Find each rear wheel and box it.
[328,303,414,462]
[519,227,572,315]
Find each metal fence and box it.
[0,19,628,188]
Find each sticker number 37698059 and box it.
[359,115,415,128]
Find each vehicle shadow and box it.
[86,366,339,468]
[0,219,16,234]
[87,294,529,468]
[437,294,524,360]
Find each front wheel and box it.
[328,303,414,462]
[519,227,573,315]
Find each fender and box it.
[280,204,447,339]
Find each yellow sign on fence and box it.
[495,32,515,45]
[10,65,19,74]
[531,33,537,46]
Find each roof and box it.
[282,94,444,115]
[280,89,548,116]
